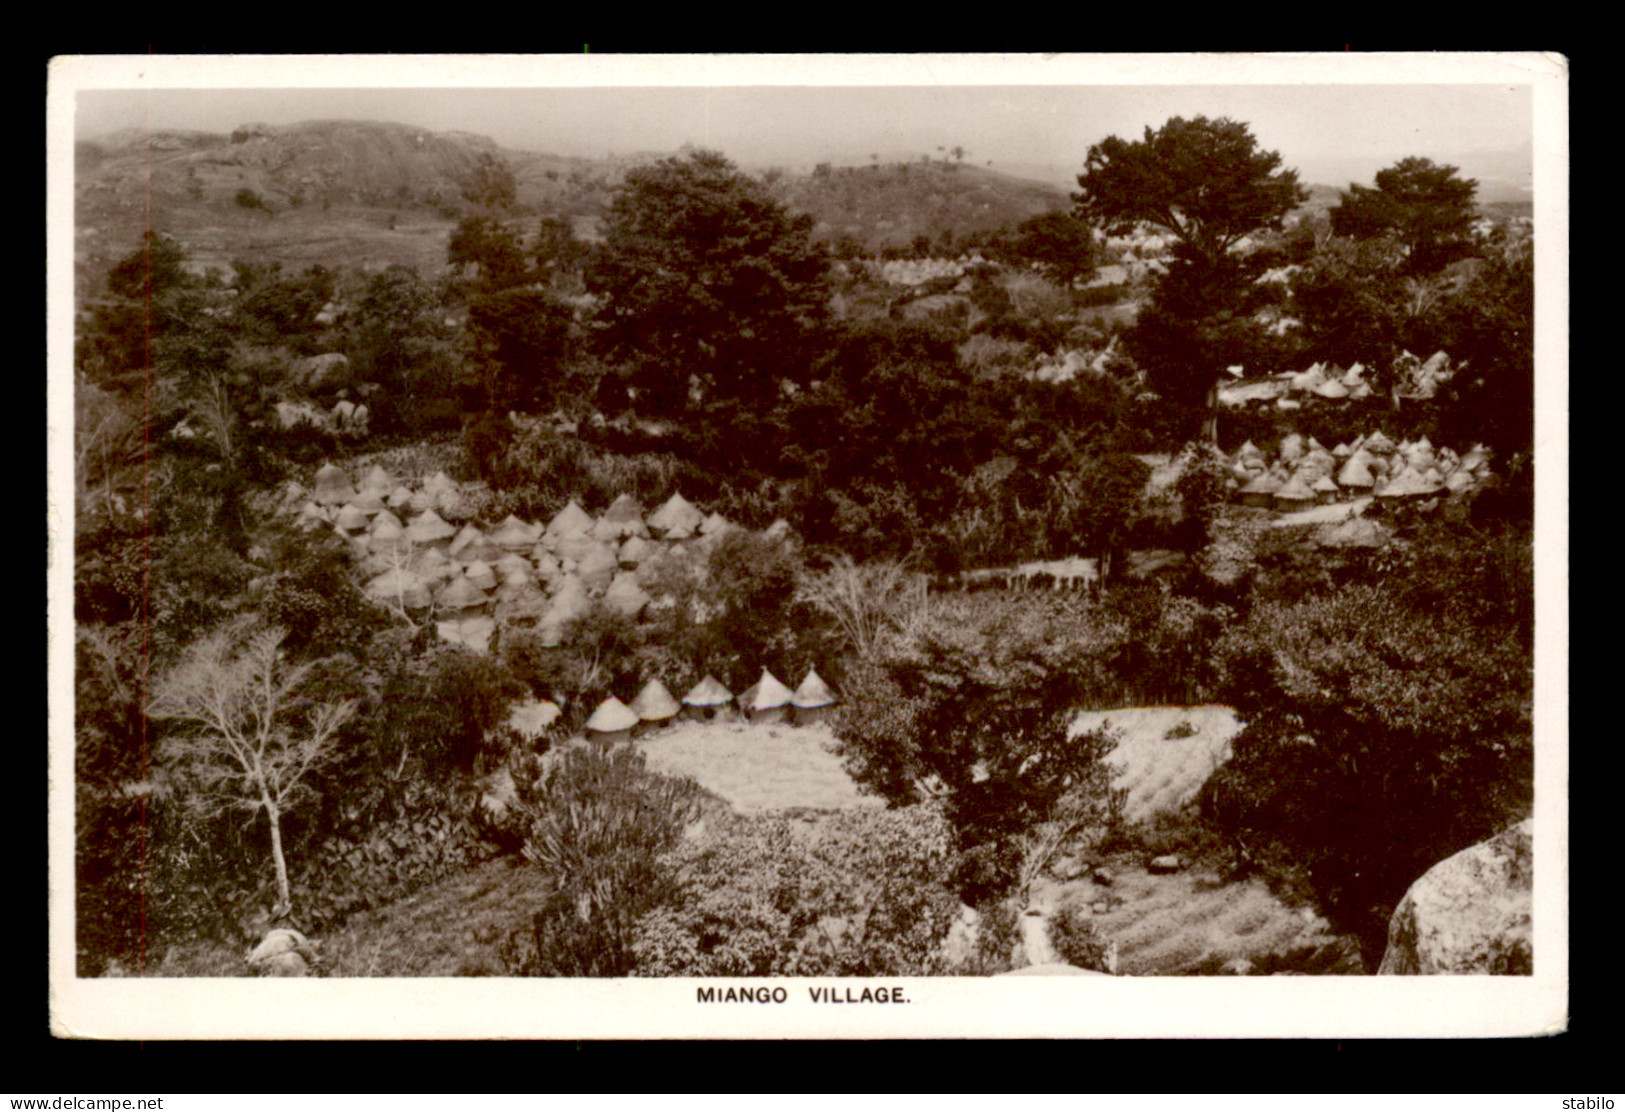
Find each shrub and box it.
[833,593,1122,903]
[1047,896,1114,973]
[512,744,707,977]
[632,806,960,977]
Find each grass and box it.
[1036,848,1363,976]
[1071,705,1244,824]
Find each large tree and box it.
[1073,115,1307,266]
[1330,157,1478,274]
[585,148,829,412]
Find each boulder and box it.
[1092,868,1115,887]
[1147,854,1184,875]
[246,928,316,976]
[296,352,352,391]
[1377,819,1533,975]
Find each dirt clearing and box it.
[636,720,883,813]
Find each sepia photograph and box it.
[46,52,1567,1039]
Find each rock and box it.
[1052,854,1088,881]
[296,352,352,391]
[1147,854,1184,875]
[1377,819,1532,975]
[1092,867,1115,887]
[1092,902,1110,915]
[247,928,316,976]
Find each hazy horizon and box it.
[72,61,1536,197]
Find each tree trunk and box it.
[265,796,291,917]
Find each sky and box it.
[64,55,1543,191]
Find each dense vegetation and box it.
[71,130,1536,977]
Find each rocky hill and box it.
[74,120,1079,291]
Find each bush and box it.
[1048,896,1114,973]
[511,744,707,977]
[631,806,960,977]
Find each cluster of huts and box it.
[505,668,841,748]
[281,461,785,653]
[1224,430,1494,512]
[1218,351,1457,409]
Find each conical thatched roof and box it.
[448,524,483,559]
[349,488,387,514]
[792,669,837,709]
[335,503,371,533]
[370,508,404,534]
[365,568,432,609]
[683,675,733,708]
[437,574,489,611]
[740,669,794,711]
[700,512,731,536]
[1312,475,1340,494]
[648,492,705,539]
[464,560,498,592]
[554,531,600,565]
[434,486,473,522]
[404,509,457,544]
[1332,442,1353,458]
[585,696,640,734]
[545,500,594,539]
[508,699,562,739]
[629,679,681,722]
[618,535,654,567]
[1236,439,1262,460]
[312,464,358,506]
[603,571,651,618]
[1363,430,1396,454]
[490,515,542,550]
[1315,378,1350,399]
[1274,475,1317,506]
[436,614,495,653]
[387,485,415,509]
[576,544,619,594]
[1378,466,1443,498]
[493,579,549,624]
[1239,471,1283,496]
[1337,451,1378,488]
[1445,468,1476,494]
[494,553,533,583]
[359,465,395,495]
[591,494,650,541]
[423,471,459,497]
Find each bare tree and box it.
[149,624,356,917]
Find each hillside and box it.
[772,160,1069,251]
[74,123,1074,291]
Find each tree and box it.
[449,153,529,292]
[585,148,829,411]
[149,624,357,917]
[992,210,1098,287]
[1331,157,1478,274]
[1074,116,1306,265]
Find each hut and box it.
[584,697,640,745]
[386,484,415,510]
[603,571,652,619]
[348,488,387,515]
[1238,471,1283,509]
[792,670,839,726]
[507,699,563,743]
[403,509,457,546]
[738,669,795,725]
[334,503,371,533]
[647,492,705,540]
[464,560,498,592]
[1312,475,1341,505]
[436,573,490,612]
[591,495,650,542]
[682,675,734,721]
[490,515,542,551]
[545,500,595,542]
[312,464,358,506]
[629,679,681,730]
[576,544,620,595]
[359,464,395,496]
[1273,474,1317,513]
[1336,451,1378,490]
[365,568,432,611]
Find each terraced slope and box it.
[1070,705,1245,824]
